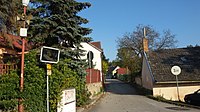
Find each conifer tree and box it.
[0,0,18,34]
[29,0,92,48]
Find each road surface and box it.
[85,79,200,112]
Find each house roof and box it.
[107,66,119,74]
[147,47,200,82]
[0,34,30,51]
[90,42,101,49]
[89,41,103,52]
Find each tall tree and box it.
[29,0,92,48]
[116,24,177,76]
[28,0,93,108]
[0,0,23,47]
[102,53,109,75]
[0,0,20,34]
[117,24,178,57]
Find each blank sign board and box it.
[40,46,60,64]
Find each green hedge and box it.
[0,71,19,112]
[0,50,90,112]
[117,74,131,82]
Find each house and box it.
[80,41,103,76]
[80,41,103,97]
[0,34,29,64]
[117,67,129,75]
[140,39,200,101]
[0,34,30,74]
[107,66,120,78]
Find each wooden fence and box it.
[0,64,17,75]
[86,69,101,84]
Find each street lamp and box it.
[19,0,30,112]
[22,0,30,6]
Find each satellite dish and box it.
[171,66,181,76]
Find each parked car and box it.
[184,89,200,106]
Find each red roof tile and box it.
[90,41,102,50]
[0,34,30,51]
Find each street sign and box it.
[87,51,94,68]
[46,64,52,75]
[171,66,181,76]
[40,46,60,64]
[20,28,28,37]
[171,65,181,101]
[46,64,52,70]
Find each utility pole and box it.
[19,0,30,112]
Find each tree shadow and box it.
[104,79,143,95]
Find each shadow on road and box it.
[104,79,140,95]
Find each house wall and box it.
[153,85,200,101]
[112,66,120,75]
[80,42,102,81]
[141,53,154,90]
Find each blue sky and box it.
[78,0,200,61]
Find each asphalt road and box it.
[85,79,200,112]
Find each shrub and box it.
[0,50,90,111]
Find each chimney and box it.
[143,28,149,52]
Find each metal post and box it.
[46,64,51,112]
[47,73,49,112]
[19,6,26,112]
[175,75,180,101]
[89,68,92,83]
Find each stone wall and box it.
[86,82,102,98]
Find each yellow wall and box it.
[153,86,200,101]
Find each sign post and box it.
[40,46,60,112]
[171,65,181,101]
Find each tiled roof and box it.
[90,42,101,49]
[107,66,118,74]
[0,34,30,51]
[147,47,200,82]
[89,41,103,52]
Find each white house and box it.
[80,42,103,79]
[80,41,103,97]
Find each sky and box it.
[78,0,200,61]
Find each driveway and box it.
[84,79,200,112]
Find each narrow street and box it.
[85,79,200,112]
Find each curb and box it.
[77,92,106,112]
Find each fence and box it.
[0,64,17,75]
[86,69,101,84]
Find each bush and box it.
[0,71,19,112]
[0,50,90,111]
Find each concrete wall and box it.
[153,85,200,101]
[141,53,154,90]
[86,82,102,98]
